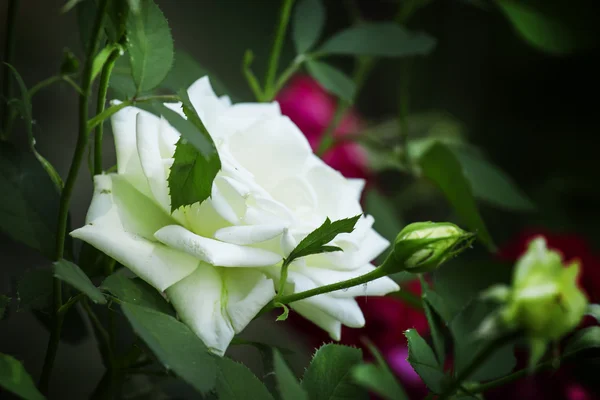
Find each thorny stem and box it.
[264,0,296,100]
[261,266,388,316]
[438,332,521,400]
[471,348,584,394]
[270,54,305,101]
[94,49,120,175]
[39,0,109,393]
[261,250,423,317]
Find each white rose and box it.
[71,77,399,355]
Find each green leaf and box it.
[293,0,326,54]
[365,189,403,244]
[319,22,436,57]
[78,242,112,278]
[127,0,141,13]
[17,268,53,311]
[0,143,60,257]
[419,142,495,250]
[76,0,127,55]
[163,92,221,211]
[302,344,367,400]
[404,329,446,393]
[305,60,355,103]
[91,44,120,82]
[160,50,229,97]
[452,148,534,212]
[216,357,274,400]
[497,1,596,55]
[274,349,308,400]
[105,0,129,42]
[422,292,447,365]
[109,56,139,98]
[121,302,217,394]
[0,295,10,319]
[54,259,106,304]
[110,49,231,99]
[352,342,408,400]
[423,290,452,323]
[564,326,600,356]
[101,272,174,315]
[0,353,45,400]
[17,268,89,343]
[434,259,512,318]
[126,0,174,92]
[587,304,600,323]
[449,300,516,382]
[287,215,361,265]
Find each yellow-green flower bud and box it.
[500,237,588,341]
[380,221,474,273]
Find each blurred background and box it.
[1,0,599,398]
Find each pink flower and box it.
[276,75,369,179]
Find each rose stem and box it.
[39,0,110,393]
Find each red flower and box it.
[276,75,369,179]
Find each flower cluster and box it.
[71,77,399,355]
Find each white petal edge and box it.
[223,268,276,333]
[155,225,282,267]
[71,212,198,291]
[287,272,365,328]
[165,264,234,356]
[136,112,171,212]
[214,224,286,245]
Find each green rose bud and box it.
[380,221,474,274]
[499,237,587,341]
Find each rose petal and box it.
[136,112,172,212]
[347,178,366,201]
[109,103,154,196]
[292,301,342,340]
[186,77,230,132]
[165,263,234,355]
[222,268,276,332]
[315,229,390,271]
[155,225,282,267]
[85,174,174,240]
[227,116,312,191]
[287,272,365,328]
[214,224,286,245]
[305,158,362,220]
[71,213,198,291]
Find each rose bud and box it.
[381,221,474,274]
